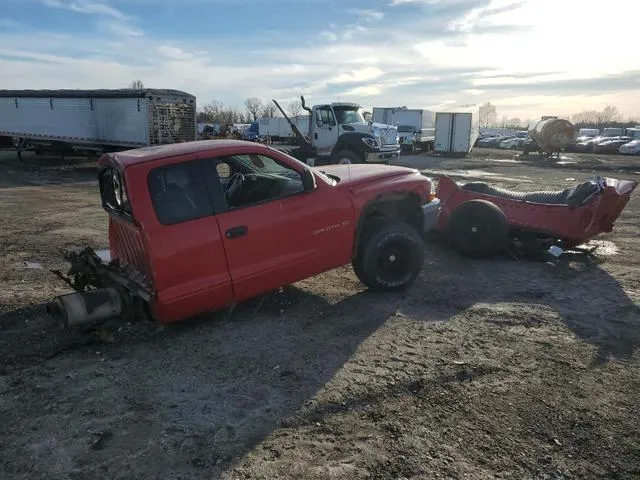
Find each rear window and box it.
[99,167,132,218]
[147,161,213,225]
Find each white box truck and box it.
[372,107,435,153]
[433,105,479,155]
[0,88,196,160]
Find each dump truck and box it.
[272,96,400,166]
[523,117,576,158]
[0,89,197,160]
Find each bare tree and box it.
[571,110,599,125]
[571,106,622,127]
[201,100,224,122]
[262,103,278,118]
[244,97,264,121]
[286,99,302,117]
[130,79,144,89]
[596,105,621,124]
[504,117,523,128]
[478,102,497,128]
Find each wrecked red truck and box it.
[48,140,440,327]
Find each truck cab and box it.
[274,98,400,166]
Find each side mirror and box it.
[301,167,316,192]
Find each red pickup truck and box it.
[48,140,440,327]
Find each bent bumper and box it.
[421,198,441,233]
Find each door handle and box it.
[225,225,248,239]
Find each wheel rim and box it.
[467,218,489,239]
[376,242,412,283]
[338,157,352,164]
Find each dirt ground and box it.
[1,147,639,480]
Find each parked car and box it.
[477,136,507,148]
[47,140,441,328]
[593,137,632,154]
[499,137,525,150]
[574,136,611,152]
[619,139,640,155]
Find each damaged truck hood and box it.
[319,164,419,187]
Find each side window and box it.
[214,154,304,209]
[147,161,213,225]
[317,107,335,126]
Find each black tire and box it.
[352,217,387,285]
[333,150,362,164]
[353,222,424,291]
[446,199,508,257]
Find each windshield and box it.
[398,125,414,133]
[333,106,365,125]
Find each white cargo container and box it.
[372,107,435,152]
[0,89,196,156]
[433,105,479,155]
[257,115,309,141]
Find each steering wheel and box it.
[226,172,245,204]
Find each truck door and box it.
[144,158,233,323]
[434,113,452,152]
[204,152,354,303]
[313,106,340,156]
[452,113,472,153]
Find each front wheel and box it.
[353,222,424,291]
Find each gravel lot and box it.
[1,147,639,480]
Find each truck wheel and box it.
[446,199,508,257]
[353,222,424,291]
[334,150,361,164]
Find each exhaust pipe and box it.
[47,288,123,327]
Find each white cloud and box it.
[349,9,384,23]
[332,67,384,85]
[1,0,639,120]
[41,0,128,21]
[99,20,143,37]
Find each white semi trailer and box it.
[0,88,196,160]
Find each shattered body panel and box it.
[436,174,637,248]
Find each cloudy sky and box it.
[1,0,638,120]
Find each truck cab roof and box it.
[103,140,272,169]
[315,102,361,109]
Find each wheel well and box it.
[353,193,422,257]
[332,147,363,162]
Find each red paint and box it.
[97,141,434,323]
[436,174,637,247]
